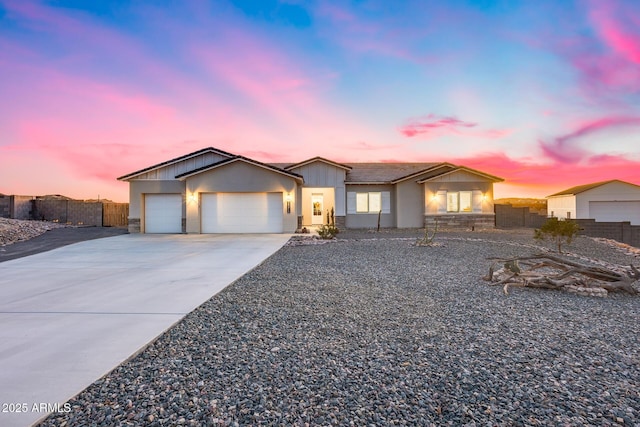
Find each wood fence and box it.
[102,202,129,227]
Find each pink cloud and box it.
[1,0,235,117]
[189,27,376,152]
[399,114,510,140]
[555,1,640,95]
[342,141,406,151]
[399,114,477,137]
[589,1,640,64]
[539,116,640,163]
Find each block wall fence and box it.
[495,204,640,248]
[0,195,128,227]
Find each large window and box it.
[356,192,381,213]
[348,191,390,214]
[447,191,473,212]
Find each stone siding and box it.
[424,214,495,229]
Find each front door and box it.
[311,194,324,225]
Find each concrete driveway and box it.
[0,233,291,427]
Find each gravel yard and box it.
[39,229,640,426]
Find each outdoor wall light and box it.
[285,192,292,214]
[188,192,198,203]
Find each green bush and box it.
[534,217,581,253]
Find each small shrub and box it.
[416,219,438,246]
[316,207,339,239]
[534,217,581,253]
[317,224,339,239]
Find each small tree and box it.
[534,217,581,253]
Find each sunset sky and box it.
[1,0,639,202]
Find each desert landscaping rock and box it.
[0,217,66,246]
[38,229,639,426]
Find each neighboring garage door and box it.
[589,201,640,225]
[145,194,182,233]
[201,192,283,233]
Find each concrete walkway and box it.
[0,233,291,427]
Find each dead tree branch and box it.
[485,254,639,297]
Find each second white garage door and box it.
[589,201,640,225]
[201,193,283,233]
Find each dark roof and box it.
[344,163,442,183]
[175,156,303,181]
[548,179,640,197]
[117,147,235,181]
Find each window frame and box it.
[355,192,383,213]
[447,192,459,212]
[356,193,369,213]
[459,191,472,212]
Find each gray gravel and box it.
[38,229,640,426]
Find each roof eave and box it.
[345,181,392,185]
[416,167,504,184]
[176,157,304,183]
[285,157,352,171]
[117,147,234,181]
[390,162,455,184]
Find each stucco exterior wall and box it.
[395,180,424,228]
[183,161,299,233]
[345,184,395,229]
[289,162,347,216]
[547,195,576,219]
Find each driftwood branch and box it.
[485,254,639,297]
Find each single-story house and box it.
[547,180,640,225]
[117,147,504,233]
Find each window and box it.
[356,193,369,213]
[447,192,458,212]
[459,191,472,212]
[356,192,382,213]
[349,191,389,214]
[446,191,473,213]
[368,192,382,212]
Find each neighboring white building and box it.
[547,180,640,225]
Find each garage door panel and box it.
[202,193,283,233]
[589,201,640,225]
[145,194,182,233]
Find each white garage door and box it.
[145,194,182,233]
[589,201,640,225]
[201,193,283,233]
